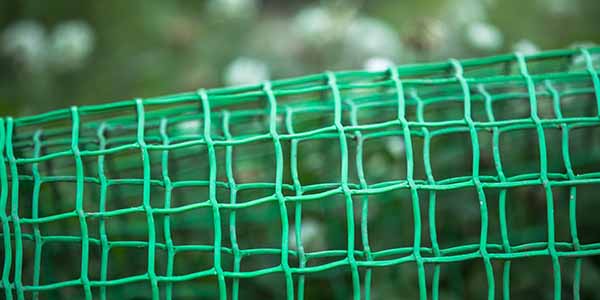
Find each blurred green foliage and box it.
[2,1,600,299]
[1,0,599,116]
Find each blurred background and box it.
[1,0,599,117]
[2,1,600,300]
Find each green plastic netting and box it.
[1,47,600,300]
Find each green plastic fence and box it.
[1,47,600,300]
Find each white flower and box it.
[223,57,269,86]
[1,20,47,71]
[573,53,600,70]
[176,120,201,135]
[247,19,302,60]
[207,0,258,19]
[512,39,539,55]
[444,0,488,26]
[466,21,503,51]
[569,43,600,72]
[293,6,336,44]
[288,219,325,252]
[363,57,395,72]
[49,20,95,71]
[385,137,405,158]
[345,17,401,58]
[414,19,448,54]
[541,0,577,16]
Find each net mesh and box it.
[2,47,600,299]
